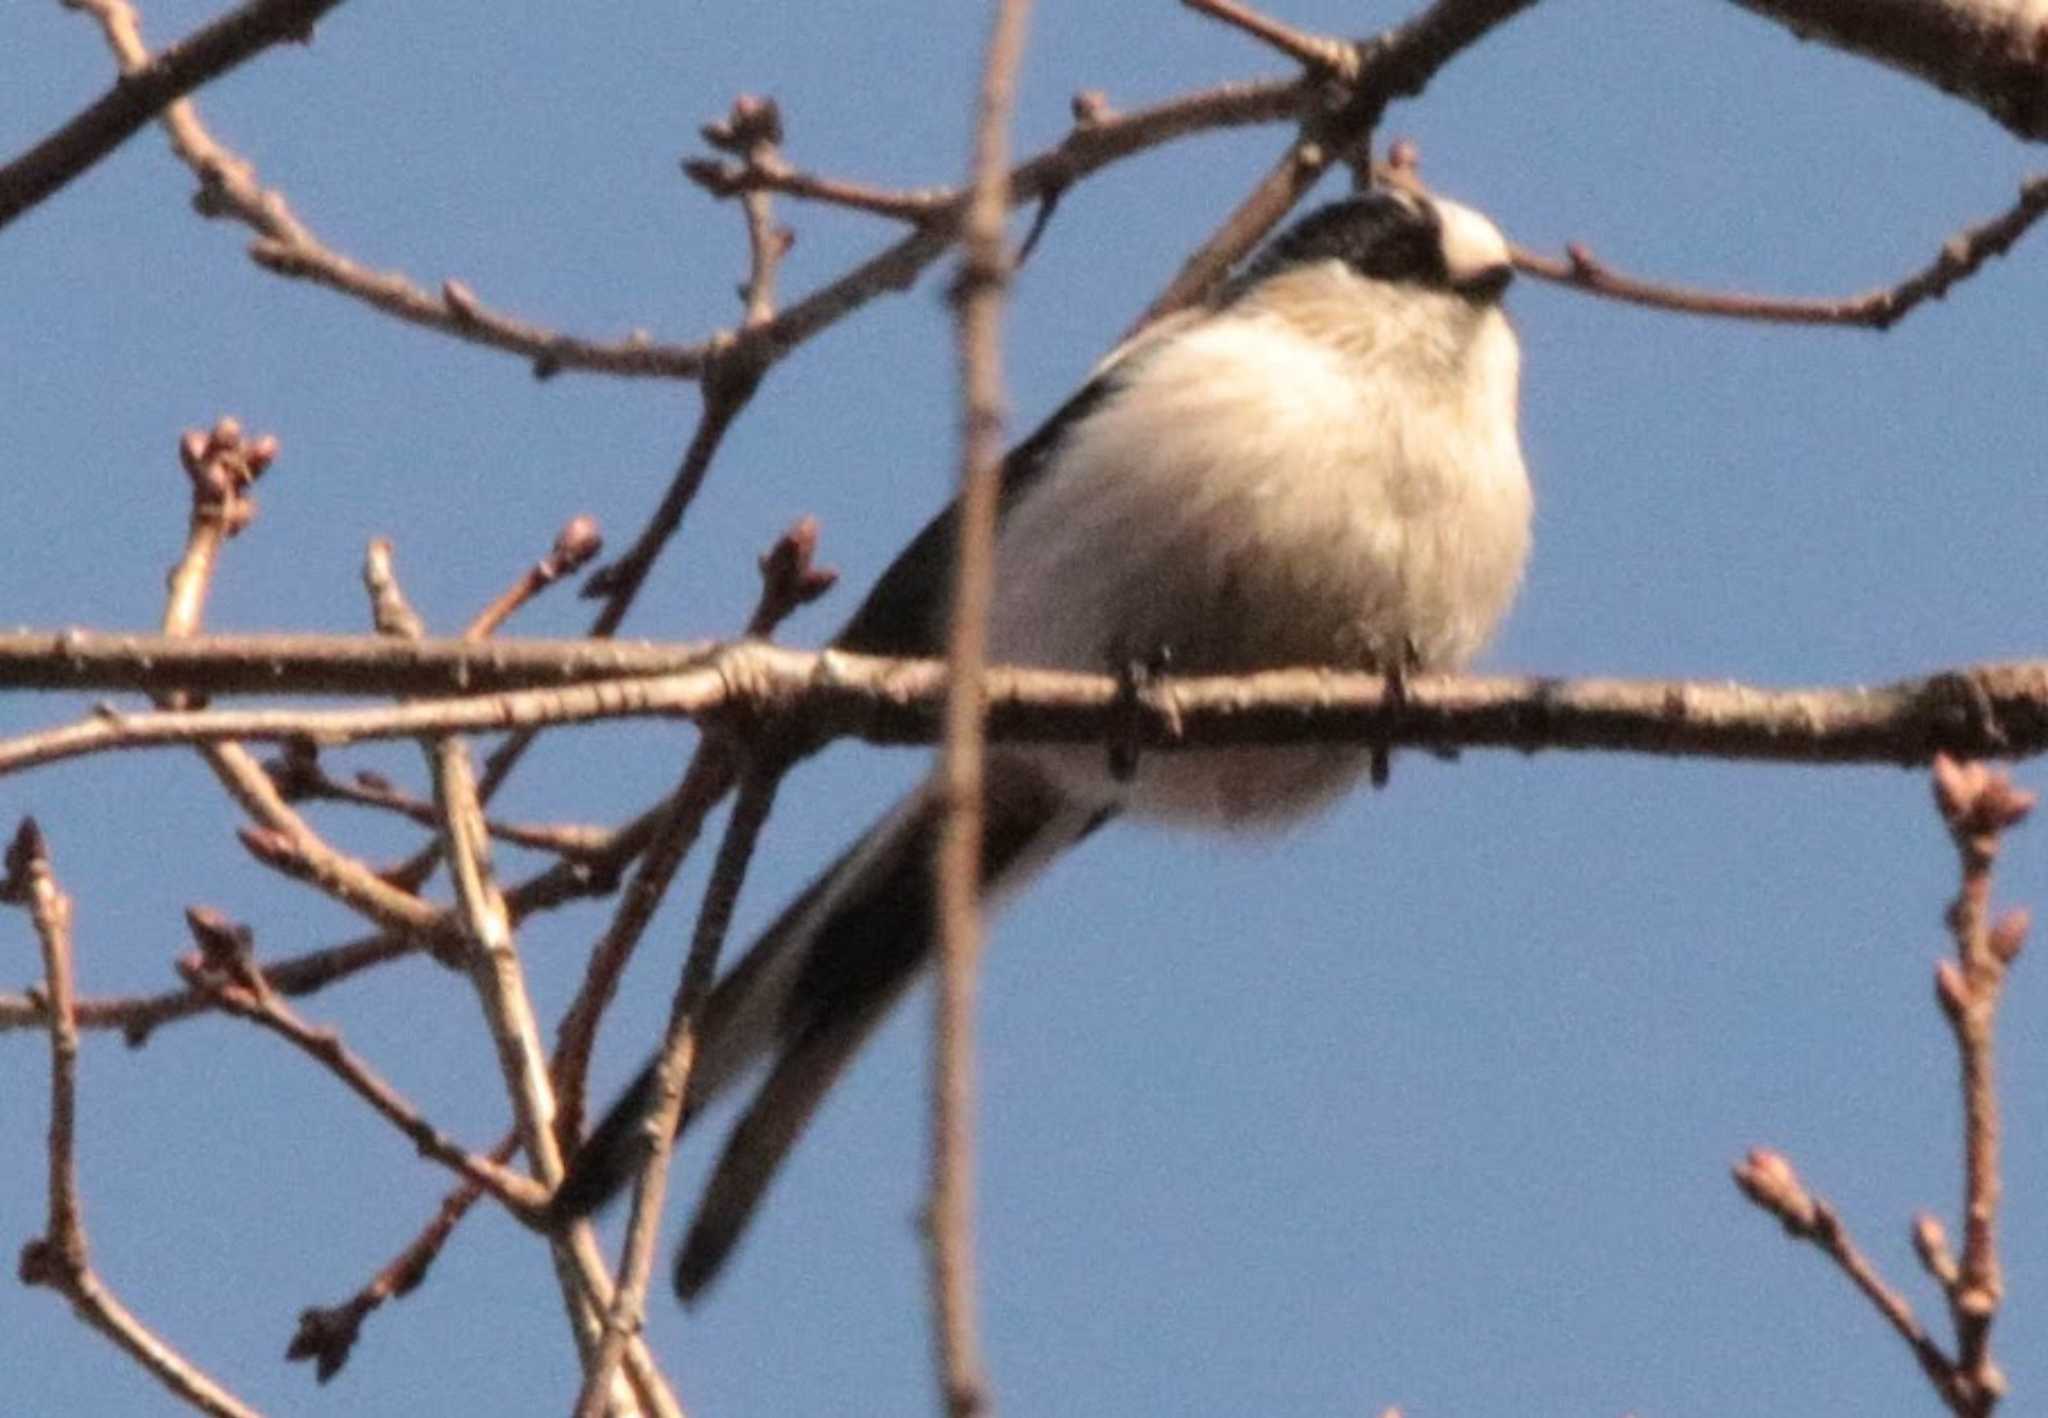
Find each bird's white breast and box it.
[987,267,1531,827]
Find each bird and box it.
[549,180,1533,1302]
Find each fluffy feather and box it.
[551,184,1533,1301]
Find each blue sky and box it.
[4,2,2046,1415]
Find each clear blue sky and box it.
[5,3,2046,1415]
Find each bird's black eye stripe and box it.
[1455,264,1515,302]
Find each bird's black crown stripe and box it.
[1228,189,1456,299]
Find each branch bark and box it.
[0,0,348,232]
[3,640,2046,780]
[1729,0,2048,141]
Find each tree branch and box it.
[1729,0,2048,142]
[925,5,1032,1414]
[6,822,265,1418]
[0,0,348,232]
[3,643,2047,780]
[1513,173,2048,327]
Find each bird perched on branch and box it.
[550,181,1533,1301]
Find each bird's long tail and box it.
[549,753,1109,1301]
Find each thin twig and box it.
[5,822,265,1418]
[1182,0,1361,80]
[0,788,680,1045]
[431,695,686,1418]
[159,426,450,949]
[1133,0,1540,329]
[1733,758,2034,1417]
[574,761,784,1418]
[363,545,677,1415]
[0,0,346,232]
[582,95,790,621]
[927,5,1032,1414]
[375,516,605,894]
[175,907,541,1208]
[1928,755,2033,1410]
[286,1128,519,1382]
[550,745,740,1150]
[264,749,616,862]
[466,516,605,640]
[1732,1148,1964,1404]
[1513,174,2048,327]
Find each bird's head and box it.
[1229,184,1516,307]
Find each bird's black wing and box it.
[831,366,1126,657]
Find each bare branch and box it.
[0,0,347,232]
[1133,0,1539,327]
[0,628,721,696]
[1928,756,2033,1406]
[582,98,788,622]
[551,516,832,1145]
[157,429,450,950]
[0,788,683,1046]
[175,907,542,1209]
[1732,1148,1965,1404]
[264,748,617,863]
[1734,758,2034,1417]
[1514,174,2048,326]
[1183,0,1361,79]
[6,821,265,1418]
[286,1129,518,1383]
[574,762,783,1418]
[464,516,605,641]
[926,6,1033,1413]
[5,644,2048,781]
[1729,0,2048,142]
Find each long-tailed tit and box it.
[550,182,1533,1301]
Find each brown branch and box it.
[158,428,451,952]
[428,692,682,1418]
[553,517,830,1155]
[695,76,1305,366]
[1513,174,2048,327]
[1733,758,2034,1417]
[926,7,1033,1415]
[360,544,673,1412]
[0,927,421,1042]
[1729,0,2048,142]
[1183,0,1361,80]
[264,748,616,863]
[6,647,2048,781]
[574,761,783,1418]
[582,96,789,621]
[48,1,1300,386]
[0,628,721,696]
[175,907,541,1209]
[6,822,265,1418]
[286,1129,518,1383]
[0,788,683,1045]
[465,515,605,641]
[287,522,829,1379]
[1732,1148,1965,1405]
[1133,0,1539,328]
[370,517,605,895]
[53,0,705,379]
[682,77,1302,253]
[1928,756,2033,1409]
[0,0,346,233]
[686,153,955,223]
[550,746,740,1149]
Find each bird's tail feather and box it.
[552,753,1109,1303]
